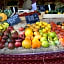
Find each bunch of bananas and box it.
[0,22,9,32]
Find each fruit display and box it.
[22,21,59,49]
[0,26,25,49]
[50,21,64,46]
[0,9,64,54]
[0,20,64,52]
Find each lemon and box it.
[42,29,46,33]
[36,22,40,25]
[45,27,49,31]
[45,10,49,14]
[41,25,45,28]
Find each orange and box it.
[32,38,41,49]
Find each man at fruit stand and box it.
[22,0,37,10]
[31,0,37,10]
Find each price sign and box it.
[25,13,39,24]
[7,14,21,26]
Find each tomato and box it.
[61,42,64,46]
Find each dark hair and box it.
[31,0,36,4]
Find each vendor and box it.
[22,0,37,10]
[22,0,32,10]
[31,0,37,10]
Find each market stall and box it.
[0,0,64,64]
[0,9,63,64]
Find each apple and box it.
[11,30,18,34]
[20,31,25,35]
[19,34,25,40]
[19,27,24,31]
[1,39,6,44]
[7,26,14,31]
[11,30,18,36]
[40,37,47,42]
[42,41,49,48]
[11,33,18,39]
[54,40,59,45]
[15,40,22,47]
[8,43,14,49]
[2,35,8,40]
[11,30,16,33]
[50,41,56,46]
[48,32,56,38]
[0,43,4,49]
[4,31,9,36]
[54,36,58,41]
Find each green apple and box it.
[50,41,56,46]
[54,40,59,45]
[42,41,49,48]
[48,32,56,38]
[48,36,53,41]
[54,36,58,41]
[40,37,47,42]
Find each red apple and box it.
[2,35,8,40]
[0,43,4,49]
[19,27,24,31]
[1,39,6,44]
[11,30,18,35]
[19,33,25,39]
[20,31,25,35]
[8,43,14,49]
[15,40,22,47]
[11,33,18,39]
[4,31,9,36]
[11,30,16,34]
[7,26,14,31]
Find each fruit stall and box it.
[0,9,64,64]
